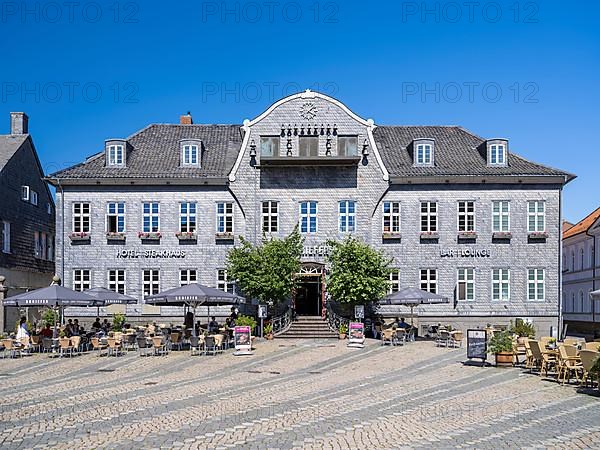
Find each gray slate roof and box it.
[50,124,243,180]
[50,123,572,182]
[0,134,28,173]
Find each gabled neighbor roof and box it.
[49,124,243,182]
[563,207,600,240]
[373,126,573,181]
[0,134,28,173]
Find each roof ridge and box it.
[563,207,600,239]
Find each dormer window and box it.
[338,136,358,156]
[260,136,279,157]
[299,136,318,157]
[487,139,508,166]
[105,139,127,167]
[179,140,202,167]
[413,139,435,166]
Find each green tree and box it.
[326,236,391,306]
[227,227,303,305]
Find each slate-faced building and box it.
[48,91,573,334]
[0,112,56,331]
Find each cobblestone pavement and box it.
[1,339,599,449]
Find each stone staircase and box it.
[277,315,338,339]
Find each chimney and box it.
[180,111,193,125]
[10,112,29,134]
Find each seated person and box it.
[71,319,81,336]
[397,318,410,329]
[92,317,102,330]
[208,316,220,334]
[102,319,111,332]
[40,323,53,338]
[64,319,74,337]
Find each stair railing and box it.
[272,308,293,336]
[326,303,349,333]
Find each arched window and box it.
[579,290,584,313]
[572,292,576,312]
[581,248,585,270]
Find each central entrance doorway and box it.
[295,263,324,316]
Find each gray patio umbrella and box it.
[380,287,449,327]
[4,285,100,336]
[144,283,244,335]
[84,287,138,317]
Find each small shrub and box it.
[235,315,257,332]
[112,313,126,332]
[488,330,514,354]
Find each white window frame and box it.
[142,202,160,233]
[420,269,437,294]
[216,202,234,234]
[108,144,124,166]
[299,201,318,234]
[180,269,197,286]
[106,202,126,233]
[457,201,475,232]
[108,269,126,295]
[388,269,401,294]
[299,136,319,157]
[527,200,545,232]
[182,144,199,166]
[2,221,10,254]
[492,201,510,232]
[492,268,510,301]
[180,202,197,233]
[30,190,38,206]
[262,201,279,233]
[34,231,44,259]
[217,269,235,293]
[382,201,401,234]
[420,201,437,232]
[47,202,52,215]
[489,144,506,165]
[338,136,358,156]
[457,268,474,301]
[527,268,545,301]
[338,200,356,233]
[416,143,432,165]
[142,269,160,298]
[72,202,91,233]
[73,269,91,292]
[21,185,30,201]
[260,136,280,157]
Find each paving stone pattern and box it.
[0,340,599,449]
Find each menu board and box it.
[466,329,487,360]
[234,326,252,355]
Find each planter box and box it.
[176,232,197,241]
[492,232,512,240]
[69,233,90,242]
[215,233,234,241]
[420,232,439,240]
[382,232,402,240]
[457,232,477,240]
[528,232,548,240]
[106,233,126,241]
[495,351,513,367]
[138,232,161,240]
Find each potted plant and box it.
[338,323,348,340]
[112,313,126,332]
[510,319,535,344]
[488,330,514,367]
[264,323,274,340]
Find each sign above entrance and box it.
[116,250,187,259]
[302,245,330,259]
[440,248,491,258]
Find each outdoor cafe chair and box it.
[91,337,108,357]
[523,339,535,369]
[123,334,137,351]
[557,345,583,385]
[381,328,396,346]
[42,338,57,355]
[449,331,464,348]
[106,338,124,357]
[528,340,543,373]
[204,336,217,355]
[214,334,225,353]
[136,338,152,356]
[539,344,558,377]
[59,337,74,358]
[152,336,168,356]
[170,332,182,351]
[30,336,41,353]
[579,349,599,388]
[394,329,406,346]
[2,339,21,358]
[585,342,600,352]
[189,335,204,356]
[70,336,82,355]
[436,331,451,348]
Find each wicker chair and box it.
[449,331,464,348]
[137,338,151,356]
[523,339,535,369]
[152,336,168,356]
[528,340,544,373]
[70,336,82,355]
[170,332,182,351]
[579,350,599,388]
[42,338,56,355]
[381,329,396,346]
[204,336,217,355]
[91,337,108,357]
[557,345,583,385]
[107,338,123,357]
[189,335,204,356]
[2,339,21,358]
[30,335,41,353]
[59,338,73,358]
[436,331,451,348]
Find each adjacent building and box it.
[0,113,56,331]
[48,91,573,335]
[562,208,600,338]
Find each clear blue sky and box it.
[0,0,597,223]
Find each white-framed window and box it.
[216,202,234,234]
[338,136,358,156]
[527,268,545,301]
[420,201,437,232]
[73,269,91,292]
[420,269,437,294]
[489,144,506,165]
[46,235,53,261]
[492,201,510,232]
[262,201,278,233]
[339,200,356,233]
[457,201,475,232]
[142,269,160,298]
[34,231,46,259]
[142,202,159,232]
[21,185,30,201]
[47,202,52,215]
[492,269,510,301]
[108,269,126,294]
[300,201,318,234]
[182,144,199,165]
[383,201,401,234]
[2,221,10,254]
[457,268,474,301]
[72,202,91,233]
[299,136,318,157]
[260,136,279,157]
[108,144,124,165]
[30,190,38,206]
[217,269,235,293]
[180,202,197,233]
[416,143,432,165]
[388,269,401,294]
[180,269,197,286]
[527,200,545,232]
[106,202,125,233]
